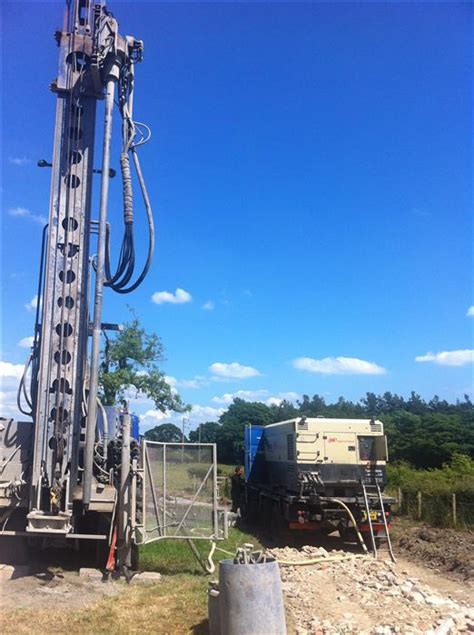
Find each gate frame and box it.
[135,440,219,545]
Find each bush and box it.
[387,454,474,528]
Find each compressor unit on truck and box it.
[243,417,395,554]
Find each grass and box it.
[139,527,261,575]
[2,575,208,635]
[216,464,235,477]
[1,528,262,635]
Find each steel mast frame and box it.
[28,0,143,533]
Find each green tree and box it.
[189,421,221,443]
[217,399,274,463]
[99,317,188,416]
[144,423,184,442]
[269,399,299,422]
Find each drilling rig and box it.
[0,0,157,573]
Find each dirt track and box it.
[270,544,473,634]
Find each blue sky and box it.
[1,1,472,431]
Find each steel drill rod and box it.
[83,76,117,506]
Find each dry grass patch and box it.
[1,575,208,635]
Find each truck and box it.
[243,417,394,553]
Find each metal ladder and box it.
[360,480,396,562]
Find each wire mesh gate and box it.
[137,441,218,544]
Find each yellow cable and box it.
[276,554,367,566]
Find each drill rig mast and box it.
[0,0,153,565]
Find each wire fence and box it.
[142,442,218,543]
[393,488,474,529]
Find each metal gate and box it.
[137,441,218,544]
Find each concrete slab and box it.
[130,571,162,586]
[0,564,30,580]
[79,567,104,581]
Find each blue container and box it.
[244,424,266,483]
[218,558,287,635]
[131,414,140,440]
[97,407,140,441]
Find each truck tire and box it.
[241,498,258,527]
[262,498,275,540]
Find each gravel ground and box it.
[268,545,474,635]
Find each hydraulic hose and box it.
[17,353,33,416]
[275,554,367,566]
[103,58,154,295]
[328,497,369,555]
[208,542,368,573]
[96,396,109,461]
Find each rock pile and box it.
[267,546,474,634]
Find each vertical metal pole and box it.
[181,417,187,462]
[162,444,167,537]
[117,412,131,571]
[83,73,118,506]
[130,457,137,537]
[212,443,218,538]
[248,424,252,476]
[360,480,377,558]
[452,492,457,527]
[198,424,201,463]
[376,482,396,563]
[223,509,229,540]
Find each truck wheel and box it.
[339,526,358,543]
[262,499,275,539]
[268,500,288,543]
[241,499,258,527]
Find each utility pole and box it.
[198,423,202,462]
[181,416,189,461]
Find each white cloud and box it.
[202,301,215,311]
[139,403,224,432]
[293,356,386,375]
[139,409,169,430]
[0,361,27,419]
[151,288,192,305]
[24,295,39,312]
[0,390,23,419]
[165,375,207,390]
[212,389,270,405]
[164,375,177,388]
[9,156,30,166]
[267,391,301,405]
[467,306,474,318]
[415,350,474,367]
[189,404,224,421]
[18,336,34,349]
[179,376,207,389]
[209,362,261,379]
[0,361,24,381]
[212,389,301,407]
[9,207,47,225]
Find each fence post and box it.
[452,493,457,527]
[417,490,422,520]
[398,487,402,512]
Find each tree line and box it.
[98,319,474,469]
[144,392,474,469]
